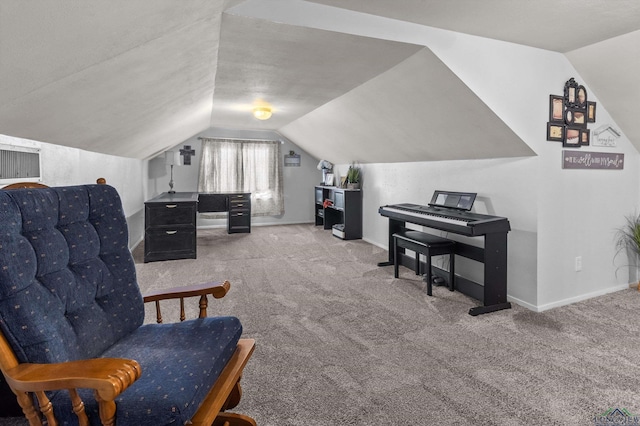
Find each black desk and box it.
[144,192,250,263]
[198,192,251,233]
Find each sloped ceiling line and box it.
[279,48,535,164]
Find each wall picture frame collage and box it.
[546,77,596,148]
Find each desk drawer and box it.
[229,193,250,202]
[229,199,250,211]
[228,211,251,234]
[146,203,196,227]
[144,226,196,262]
[198,194,228,212]
[229,194,251,211]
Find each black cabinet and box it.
[314,185,362,240]
[227,193,251,233]
[144,192,198,263]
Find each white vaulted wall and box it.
[0,134,146,248]
[147,127,319,228]
[419,25,639,310]
[321,21,640,311]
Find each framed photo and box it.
[580,128,590,146]
[284,152,301,167]
[576,85,587,109]
[587,101,597,122]
[563,127,582,147]
[573,109,586,127]
[547,122,565,142]
[564,108,573,125]
[564,78,578,108]
[564,78,579,108]
[324,173,334,186]
[549,95,564,122]
[564,108,587,128]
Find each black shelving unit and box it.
[314,185,362,240]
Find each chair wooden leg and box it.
[222,380,242,410]
[213,412,257,426]
[15,391,42,426]
[96,397,116,426]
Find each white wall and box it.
[428,27,639,310]
[147,127,320,227]
[0,134,146,248]
[340,158,539,307]
[336,26,640,311]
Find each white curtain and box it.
[198,138,284,216]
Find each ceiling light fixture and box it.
[253,106,272,120]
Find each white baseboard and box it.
[363,237,386,250]
[510,283,631,312]
[129,235,143,252]
[197,220,313,230]
[506,295,539,312]
[361,239,632,313]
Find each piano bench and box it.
[393,230,455,296]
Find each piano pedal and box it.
[422,275,446,286]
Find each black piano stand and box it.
[382,218,511,316]
[468,302,512,316]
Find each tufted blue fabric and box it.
[0,185,243,426]
[0,185,143,363]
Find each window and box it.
[198,138,284,216]
[0,144,41,184]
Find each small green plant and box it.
[615,213,640,256]
[614,213,640,289]
[346,163,360,184]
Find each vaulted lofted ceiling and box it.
[1,1,640,163]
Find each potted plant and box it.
[614,212,640,290]
[346,163,361,189]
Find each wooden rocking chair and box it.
[0,183,256,426]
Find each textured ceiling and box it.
[306,0,640,52]
[0,0,224,159]
[1,0,640,161]
[210,14,423,130]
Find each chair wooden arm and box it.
[143,280,230,302]
[5,358,141,400]
[143,280,231,323]
[4,357,140,426]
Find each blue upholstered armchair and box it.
[0,185,256,426]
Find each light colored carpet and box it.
[3,224,640,425]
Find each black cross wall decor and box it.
[180,145,196,165]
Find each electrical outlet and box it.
[575,256,582,272]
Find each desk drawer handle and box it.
[236,213,244,216]
[165,204,178,209]
[165,230,178,235]
[236,203,244,207]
